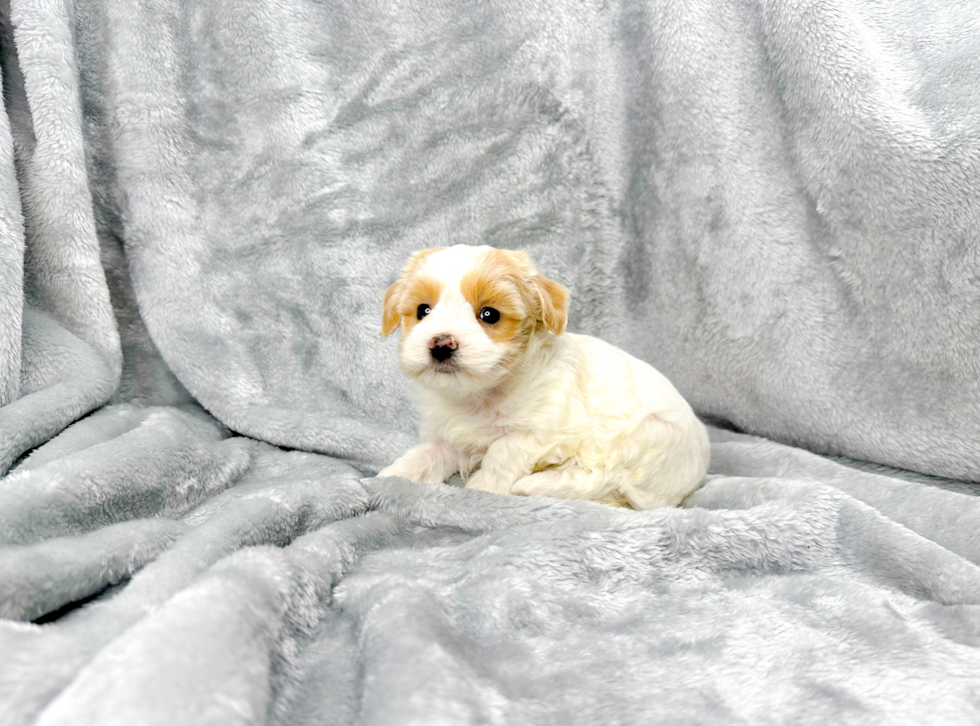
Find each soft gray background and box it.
[104,0,980,481]
[1,0,980,724]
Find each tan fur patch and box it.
[398,275,444,335]
[460,248,569,340]
[460,250,534,346]
[382,246,569,340]
[381,247,446,336]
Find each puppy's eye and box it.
[479,307,500,324]
[417,304,432,320]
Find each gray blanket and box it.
[2,0,980,723]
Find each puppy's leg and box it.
[518,415,709,509]
[613,414,709,510]
[465,435,547,495]
[378,439,459,484]
[511,467,628,506]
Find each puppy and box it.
[378,245,710,509]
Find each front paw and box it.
[377,441,455,485]
[377,463,410,480]
[464,469,512,495]
[377,462,443,485]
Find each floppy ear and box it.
[533,274,569,336]
[381,280,402,336]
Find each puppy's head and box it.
[381,245,569,395]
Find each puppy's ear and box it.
[534,274,569,336]
[381,280,402,336]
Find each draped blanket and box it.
[2,0,979,723]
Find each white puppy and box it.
[378,245,710,509]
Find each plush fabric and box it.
[2,0,980,723]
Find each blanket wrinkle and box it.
[2,0,980,724]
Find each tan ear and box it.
[534,274,569,336]
[381,280,402,336]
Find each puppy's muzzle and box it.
[429,335,457,362]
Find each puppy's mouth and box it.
[401,358,462,380]
[428,359,460,375]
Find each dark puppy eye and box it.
[417,304,431,320]
[479,307,500,324]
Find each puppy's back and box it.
[564,333,710,507]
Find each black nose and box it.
[429,335,457,362]
[430,345,453,362]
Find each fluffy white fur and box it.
[379,245,710,509]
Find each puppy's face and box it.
[381,245,569,396]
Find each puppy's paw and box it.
[377,462,412,480]
[464,469,511,495]
[377,462,444,485]
[377,441,455,485]
[511,470,562,497]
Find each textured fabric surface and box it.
[78,0,980,481]
[4,422,980,725]
[1,0,980,724]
